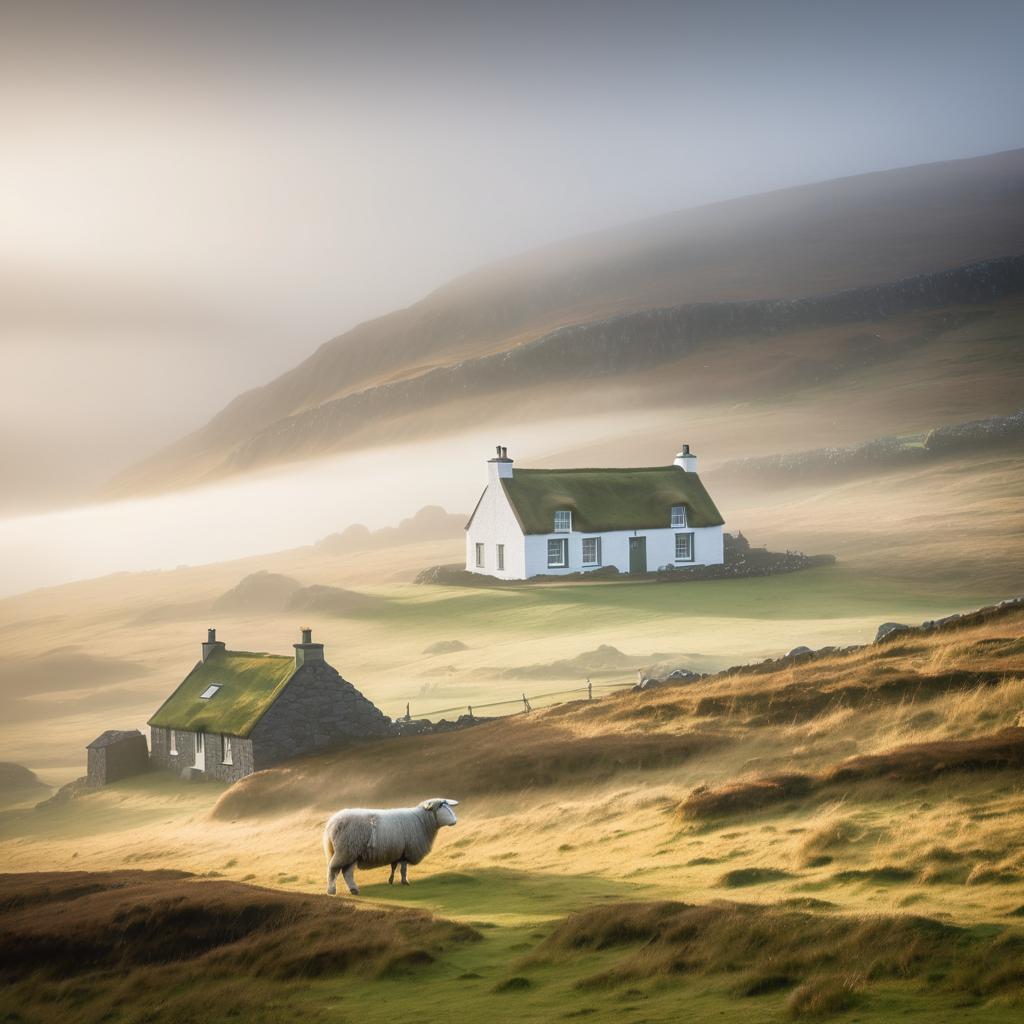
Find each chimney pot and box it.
[674,443,699,472]
[294,626,324,667]
[495,444,502,456]
[207,628,216,643]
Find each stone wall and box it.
[249,661,393,770]
[149,725,255,784]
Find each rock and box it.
[423,639,469,655]
[786,646,813,657]
[34,776,88,810]
[875,622,909,642]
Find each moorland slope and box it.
[110,149,1024,492]
[2,602,1022,1023]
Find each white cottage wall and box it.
[523,525,723,577]
[465,481,526,579]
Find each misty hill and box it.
[315,505,465,554]
[110,149,1024,491]
[0,762,50,806]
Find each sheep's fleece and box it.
[323,798,459,895]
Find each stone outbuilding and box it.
[86,729,150,787]
[148,628,392,783]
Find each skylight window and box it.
[199,684,222,700]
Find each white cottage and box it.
[465,444,725,580]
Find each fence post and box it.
[522,693,532,712]
[587,678,592,700]
[467,705,473,719]
[404,702,411,722]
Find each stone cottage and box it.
[148,627,391,783]
[86,729,150,787]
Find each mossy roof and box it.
[499,466,724,535]
[148,649,297,737]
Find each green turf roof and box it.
[148,649,297,737]
[499,466,725,535]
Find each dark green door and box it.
[628,536,647,574]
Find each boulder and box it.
[875,622,910,642]
[786,646,813,657]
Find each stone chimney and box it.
[488,443,514,483]
[294,626,325,668]
[673,443,698,473]
[202,627,225,662]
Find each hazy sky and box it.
[2,0,1022,511]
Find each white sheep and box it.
[323,798,459,896]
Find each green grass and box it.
[377,565,997,636]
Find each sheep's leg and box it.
[326,852,345,896]
[388,861,398,885]
[400,861,410,886]
[342,863,359,896]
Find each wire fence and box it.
[390,679,637,723]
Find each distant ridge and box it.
[109,149,1024,493]
[221,255,1024,474]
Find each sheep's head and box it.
[421,797,459,826]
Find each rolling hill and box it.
[109,148,1024,493]
[2,600,1022,1022]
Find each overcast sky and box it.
[2,0,1022,511]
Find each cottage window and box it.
[222,735,233,765]
[554,510,572,532]
[475,542,484,568]
[199,684,221,700]
[496,544,505,570]
[169,729,178,756]
[671,505,687,528]
[582,537,601,565]
[675,532,694,562]
[547,538,568,568]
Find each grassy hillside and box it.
[3,428,1022,784]
[1,603,1022,1022]
[108,149,1024,492]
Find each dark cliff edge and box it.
[222,255,1024,474]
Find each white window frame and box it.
[670,505,687,528]
[199,684,221,700]
[496,544,505,571]
[547,538,569,568]
[675,532,695,563]
[168,729,178,756]
[222,735,233,765]
[475,542,484,568]
[581,537,602,566]
[553,510,572,533]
